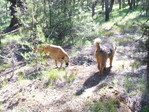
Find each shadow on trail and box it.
[75,67,112,95]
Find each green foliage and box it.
[41,69,62,87]
[141,106,149,112]
[124,75,134,91]
[63,71,77,83]
[18,107,28,112]
[85,40,92,46]
[71,50,80,56]
[117,37,134,46]
[22,51,36,64]
[0,102,4,111]
[0,64,10,71]
[92,101,106,112]
[1,34,21,45]
[1,0,146,48]
[46,69,61,82]
[131,61,141,71]
[17,66,42,81]
[41,69,77,88]
[1,81,7,87]
[17,72,25,80]
[75,40,84,47]
[100,30,114,36]
[124,74,147,95]
[90,99,119,112]
[0,1,11,33]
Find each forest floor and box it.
[0,28,148,112]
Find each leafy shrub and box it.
[90,99,119,112]
[100,30,114,36]
[0,64,10,71]
[141,106,149,112]
[41,69,62,87]
[63,71,77,83]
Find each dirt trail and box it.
[0,35,147,112]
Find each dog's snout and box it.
[66,63,69,67]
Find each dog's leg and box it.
[110,56,114,67]
[100,65,104,75]
[98,63,100,71]
[100,66,104,75]
[97,57,101,74]
[100,59,107,75]
[55,60,58,67]
[98,63,102,74]
[60,59,63,68]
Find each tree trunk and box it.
[105,0,109,21]
[102,0,105,10]
[7,0,25,28]
[128,0,133,9]
[122,0,125,7]
[146,0,149,16]
[0,38,1,46]
[62,0,67,13]
[145,25,149,88]
[147,38,149,89]
[92,1,97,17]
[110,0,114,12]
[119,0,122,9]
[143,23,149,88]
[133,0,136,8]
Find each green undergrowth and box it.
[0,102,4,111]
[17,67,77,88]
[0,64,11,72]
[100,30,115,36]
[141,106,149,112]
[124,74,146,96]
[90,98,120,112]
[41,69,77,88]
[1,81,7,87]
[41,69,62,87]
[68,5,146,47]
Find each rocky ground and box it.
[0,33,148,112]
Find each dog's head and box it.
[34,45,45,53]
[64,55,69,67]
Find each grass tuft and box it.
[90,98,119,112]
[64,71,77,83]
[100,30,114,36]
[41,69,62,88]
[0,64,11,72]
[141,106,149,112]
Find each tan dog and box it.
[94,38,116,75]
[35,44,69,68]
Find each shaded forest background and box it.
[0,0,149,112]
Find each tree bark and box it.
[105,0,109,21]
[122,0,126,8]
[147,38,149,88]
[133,0,136,8]
[128,0,132,9]
[145,25,149,88]
[119,0,122,9]
[102,0,104,10]
[92,1,97,17]
[110,0,114,12]
[7,0,25,28]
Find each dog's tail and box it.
[94,38,101,50]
